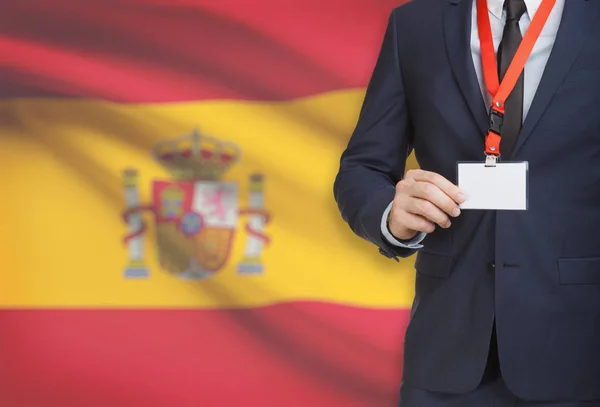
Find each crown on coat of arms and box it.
[152,129,241,181]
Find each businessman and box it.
[334,0,600,405]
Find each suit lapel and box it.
[513,0,600,156]
[444,0,488,136]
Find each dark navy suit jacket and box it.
[334,0,600,401]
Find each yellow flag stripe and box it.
[0,90,418,309]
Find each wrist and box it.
[387,208,418,241]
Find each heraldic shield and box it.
[152,179,238,278]
[121,129,271,280]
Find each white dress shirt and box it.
[381,0,565,248]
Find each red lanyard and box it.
[477,0,556,157]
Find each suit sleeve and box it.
[333,9,416,260]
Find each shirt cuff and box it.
[380,201,426,248]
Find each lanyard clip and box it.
[488,108,504,135]
[485,154,498,167]
[485,107,503,158]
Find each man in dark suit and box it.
[334,0,600,405]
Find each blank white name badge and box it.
[457,162,528,210]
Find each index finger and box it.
[409,170,466,204]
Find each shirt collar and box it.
[487,0,542,20]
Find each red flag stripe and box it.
[1,0,405,103]
[0,303,409,407]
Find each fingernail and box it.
[453,208,461,217]
[457,193,467,203]
[444,221,452,228]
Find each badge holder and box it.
[456,160,529,211]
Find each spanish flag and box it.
[0,1,417,406]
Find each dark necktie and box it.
[497,0,527,158]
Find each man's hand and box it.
[388,169,466,241]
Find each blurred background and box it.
[0,1,421,406]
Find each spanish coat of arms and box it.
[121,130,271,280]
